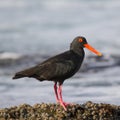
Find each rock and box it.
[0,101,120,120]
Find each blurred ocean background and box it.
[0,0,120,108]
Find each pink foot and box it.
[62,102,73,106]
[59,101,67,111]
[58,101,74,111]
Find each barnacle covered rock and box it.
[0,101,120,120]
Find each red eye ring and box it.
[79,38,83,42]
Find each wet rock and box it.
[0,101,120,120]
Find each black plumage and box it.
[13,37,85,82]
[13,36,102,110]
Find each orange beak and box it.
[84,44,102,56]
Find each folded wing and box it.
[13,59,75,81]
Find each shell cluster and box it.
[0,101,120,120]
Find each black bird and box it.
[13,36,102,110]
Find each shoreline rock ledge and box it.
[0,101,120,120]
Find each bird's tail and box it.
[12,71,28,79]
[12,73,25,79]
[12,67,36,80]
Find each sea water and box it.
[0,0,120,108]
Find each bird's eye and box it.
[79,38,83,42]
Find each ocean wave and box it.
[0,52,22,60]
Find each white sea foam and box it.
[0,52,21,60]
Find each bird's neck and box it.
[70,47,85,57]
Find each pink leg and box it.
[54,82,59,103]
[57,82,67,111]
[54,82,72,110]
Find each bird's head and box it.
[70,36,102,56]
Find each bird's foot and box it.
[59,100,67,111]
[58,101,73,111]
[62,102,74,106]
